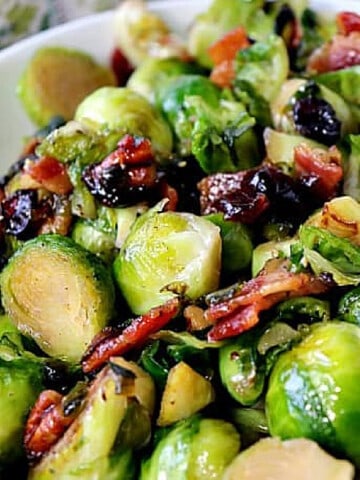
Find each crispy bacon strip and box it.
[294,144,343,201]
[307,32,360,73]
[82,297,181,373]
[205,265,330,341]
[24,390,76,463]
[25,156,73,195]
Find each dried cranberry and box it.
[83,161,161,207]
[1,190,53,240]
[293,82,341,146]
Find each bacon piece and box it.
[205,264,330,341]
[24,390,77,463]
[208,26,250,88]
[307,32,360,73]
[25,156,73,195]
[82,297,181,373]
[336,12,360,36]
[102,134,154,168]
[294,144,343,201]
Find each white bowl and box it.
[0,0,358,171]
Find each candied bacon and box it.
[25,156,73,196]
[307,32,360,73]
[204,264,330,341]
[82,297,181,373]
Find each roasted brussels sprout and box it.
[113,201,221,314]
[113,0,187,67]
[205,213,253,273]
[74,86,173,158]
[157,74,259,172]
[140,415,240,479]
[0,315,44,467]
[17,46,116,127]
[266,321,360,467]
[337,287,360,326]
[315,66,360,122]
[29,357,155,479]
[234,34,289,103]
[219,329,266,406]
[0,234,115,362]
[223,437,355,480]
[127,57,203,103]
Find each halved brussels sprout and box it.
[223,437,355,480]
[17,46,116,127]
[74,86,173,159]
[0,234,115,362]
[266,321,360,467]
[343,135,360,202]
[140,415,240,479]
[113,201,221,314]
[29,357,155,480]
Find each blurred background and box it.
[0,0,130,49]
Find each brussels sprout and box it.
[0,316,44,466]
[0,234,115,362]
[223,437,355,480]
[36,121,114,166]
[157,74,220,153]
[251,238,294,276]
[140,415,240,479]
[315,66,360,121]
[127,57,203,103]
[205,213,253,272]
[157,75,259,172]
[113,0,187,67]
[265,321,360,467]
[74,87,173,159]
[17,46,116,127]
[343,135,360,202]
[113,201,221,314]
[275,296,331,325]
[234,34,289,103]
[29,357,155,479]
[68,159,97,219]
[71,218,117,264]
[219,329,266,406]
[299,225,360,282]
[338,287,360,326]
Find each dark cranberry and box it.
[159,156,205,214]
[1,189,53,240]
[293,82,341,146]
[82,162,158,207]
